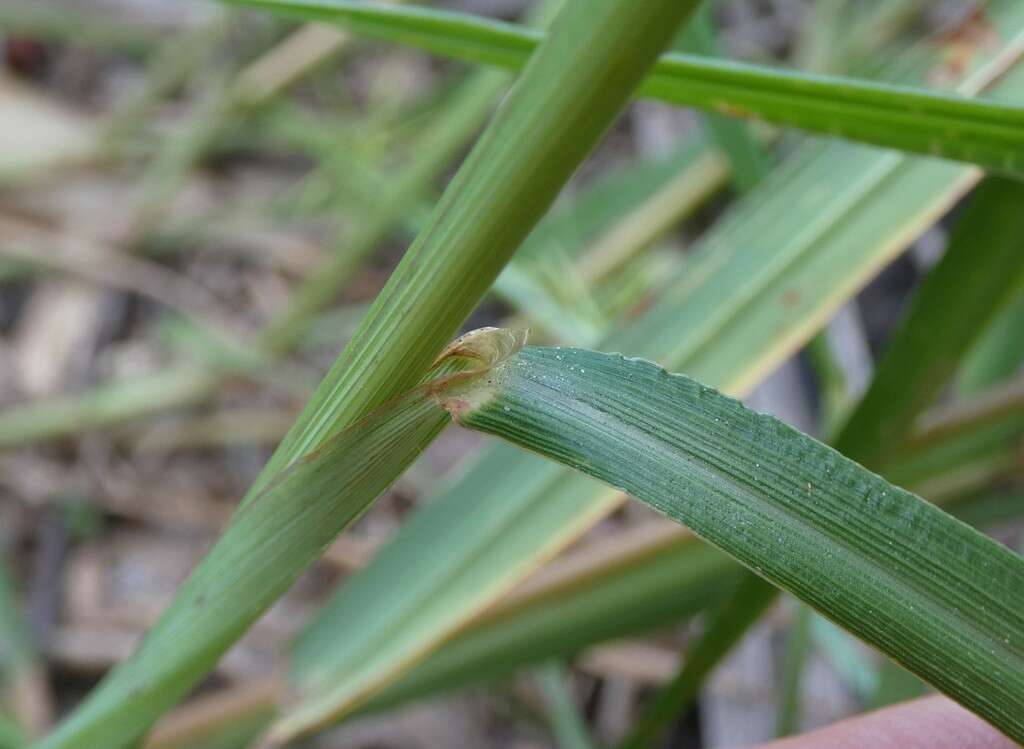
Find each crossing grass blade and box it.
[437,336,1024,744]
[497,131,727,343]
[222,0,1024,175]
[349,466,1024,724]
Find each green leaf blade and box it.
[617,572,777,749]
[225,0,1024,174]
[833,176,1024,468]
[446,343,1024,742]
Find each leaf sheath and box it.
[34,387,450,749]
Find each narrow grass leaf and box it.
[223,0,1024,174]
[259,65,514,351]
[616,573,777,749]
[958,291,1024,397]
[497,131,727,343]
[775,603,814,738]
[833,177,1024,468]
[670,178,1024,733]
[534,663,595,749]
[440,339,1024,743]
[0,368,219,449]
[353,460,1024,722]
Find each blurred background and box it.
[1,1,1021,747]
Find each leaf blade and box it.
[222,0,1024,174]
[446,343,1024,742]
[833,176,1024,468]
